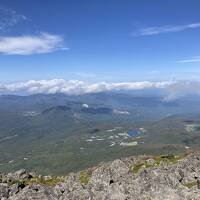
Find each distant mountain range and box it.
[0,92,200,175]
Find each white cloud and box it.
[133,22,200,36]
[1,79,200,100]
[177,56,200,63]
[82,104,89,108]
[113,109,130,115]
[0,79,175,95]
[0,33,67,55]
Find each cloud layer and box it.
[0,79,168,94]
[1,79,200,99]
[134,22,200,36]
[0,33,67,55]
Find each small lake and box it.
[128,129,140,137]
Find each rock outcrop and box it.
[1,153,200,199]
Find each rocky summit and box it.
[1,153,200,200]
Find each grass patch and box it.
[26,176,63,186]
[79,170,91,184]
[154,154,180,165]
[131,160,154,174]
[183,181,197,188]
[131,154,181,174]
[131,163,144,174]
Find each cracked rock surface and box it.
[1,153,200,199]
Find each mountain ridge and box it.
[1,152,200,199]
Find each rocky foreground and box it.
[1,153,200,199]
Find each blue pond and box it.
[128,130,140,137]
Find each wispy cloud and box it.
[149,70,159,74]
[164,80,200,100]
[133,22,200,36]
[0,33,68,55]
[0,6,27,32]
[177,56,200,63]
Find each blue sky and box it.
[0,0,200,84]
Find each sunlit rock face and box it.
[1,153,200,199]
